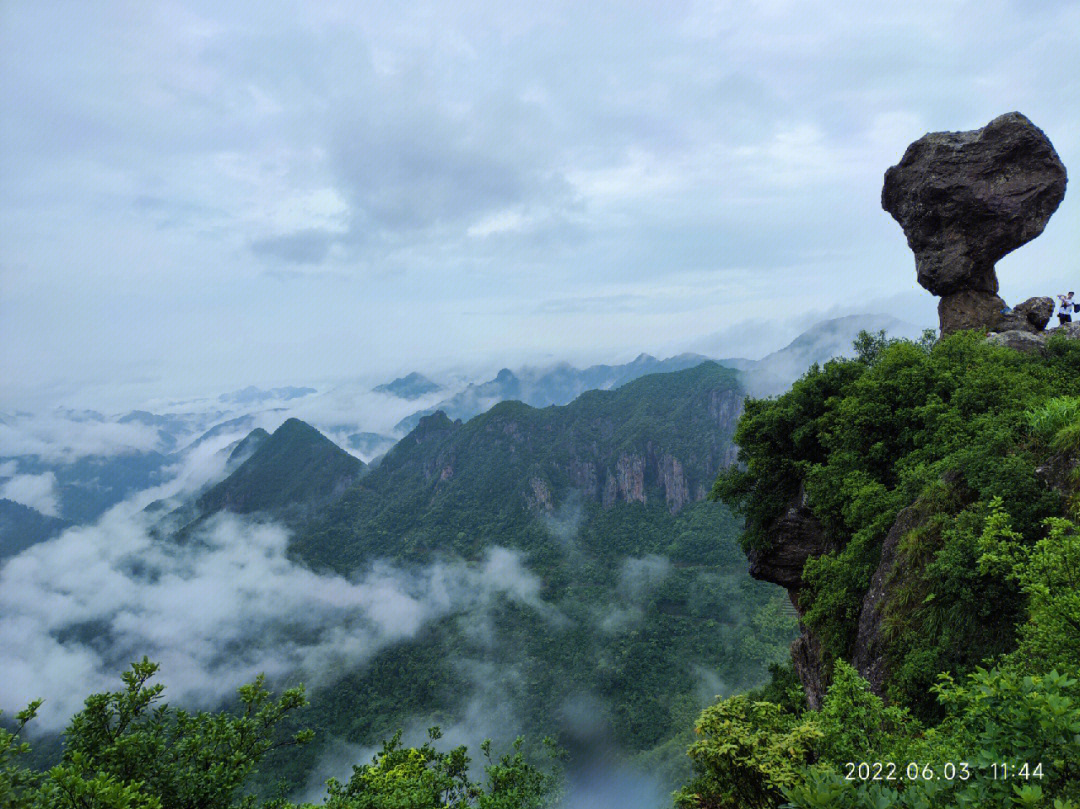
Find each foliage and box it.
[1,701,44,805]
[248,361,795,794]
[2,664,559,809]
[686,329,1080,808]
[977,507,1080,673]
[681,658,1080,809]
[674,694,822,809]
[1025,396,1080,452]
[713,330,1080,693]
[291,729,558,809]
[1,659,311,808]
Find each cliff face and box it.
[744,485,835,708]
[371,362,745,521]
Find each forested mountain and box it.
[122,359,789,797]
[11,330,1077,809]
[393,353,712,434]
[195,419,363,522]
[0,499,71,560]
[255,361,793,795]
[299,362,742,570]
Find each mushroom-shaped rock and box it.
[883,112,1067,334]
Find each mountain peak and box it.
[196,418,361,519]
[372,372,442,400]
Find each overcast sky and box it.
[2,0,1078,410]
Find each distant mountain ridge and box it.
[296,360,743,571]
[718,314,925,396]
[372,372,442,400]
[394,352,711,434]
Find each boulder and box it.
[986,330,1049,355]
[938,289,1008,335]
[1009,296,1055,331]
[883,112,1067,333]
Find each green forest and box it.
[4,331,1079,808]
[684,329,1080,808]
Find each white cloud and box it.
[0,472,60,517]
[0,413,164,462]
[2,0,1077,406]
[0,504,551,732]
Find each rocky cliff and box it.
[739,113,1075,708]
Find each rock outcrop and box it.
[851,500,933,697]
[746,485,831,591]
[988,321,1080,354]
[744,484,834,708]
[1005,296,1055,332]
[882,112,1067,335]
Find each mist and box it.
[0,503,547,733]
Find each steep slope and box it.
[297,361,742,570]
[0,499,72,560]
[224,426,269,466]
[686,328,1080,808]
[256,361,792,795]
[196,419,362,520]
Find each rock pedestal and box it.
[883,112,1067,334]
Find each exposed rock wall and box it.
[743,484,835,708]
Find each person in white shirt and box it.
[1057,291,1075,325]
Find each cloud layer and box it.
[2,1,1077,405]
[0,505,545,731]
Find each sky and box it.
[2,0,1079,410]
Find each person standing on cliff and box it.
[1057,291,1074,325]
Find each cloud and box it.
[0,472,60,517]
[0,504,550,732]
[598,554,673,634]
[0,411,165,462]
[251,228,338,264]
[3,0,1078,407]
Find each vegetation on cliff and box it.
[682,330,1080,808]
[1,660,556,808]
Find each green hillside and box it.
[683,329,1080,808]
[197,419,363,521]
[295,361,743,571]
[243,361,794,795]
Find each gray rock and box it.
[938,289,1008,335]
[791,629,828,710]
[987,320,1080,354]
[1006,296,1055,332]
[746,485,831,591]
[883,112,1067,333]
[852,500,931,699]
[987,329,1049,355]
